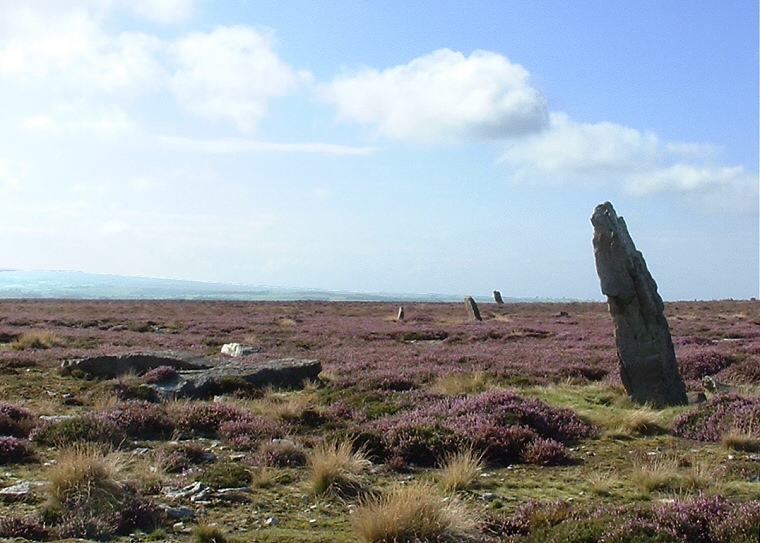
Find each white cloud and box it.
[153,135,379,155]
[627,164,758,214]
[22,104,135,136]
[0,4,165,95]
[320,49,548,141]
[128,0,194,23]
[501,112,758,214]
[503,112,659,175]
[170,26,310,132]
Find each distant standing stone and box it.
[396,307,404,321]
[493,291,504,304]
[591,202,688,406]
[464,296,482,321]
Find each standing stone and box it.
[493,291,505,304]
[464,296,482,321]
[591,202,688,406]
[396,307,405,321]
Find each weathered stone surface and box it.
[493,291,504,304]
[0,481,43,503]
[221,343,260,357]
[62,352,321,400]
[61,351,209,378]
[591,202,688,406]
[464,296,482,321]
[150,358,321,400]
[396,307,405,321]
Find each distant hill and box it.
[0,270,518,303]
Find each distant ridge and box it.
[0,270,534,303]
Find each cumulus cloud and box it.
[0,4,165,94]
[170,26,311,132]
[0,4,306,134]
[320,49,548,141]
[503,112,659,175]
[502,112,758,213]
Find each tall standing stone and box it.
[464,296,482,321]
[493,291,505,304]
[591,202,688,406]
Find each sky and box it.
[0,0,757,301]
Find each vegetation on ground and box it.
[0,299,757,541]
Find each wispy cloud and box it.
[153,135,380,156]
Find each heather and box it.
[0,299,756,542]
[672,393,760,442]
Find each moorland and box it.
[0,299,757,542]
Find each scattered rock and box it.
[221,343,260,357]
[591,202,688,407]
[0,481,41,503]
[61,351,321,400]
[160,505,196,520]
[464,296,482,322]
[61,351,209,379]
[702,376,734,394]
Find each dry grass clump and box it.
[308,438,370,497]
[352,481,478,543]
[46,444,125,513]
[605,408,670,439]
[721,430,760,452]
[193,523,229,543]
[11,330,65,350]
[631,453,718,495]
[438,447,484,492]
[432,371,489,395]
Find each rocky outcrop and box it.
[61,351,321,400]
[61,351,209,378]
[151,358,321,400]
[591,202,688,406]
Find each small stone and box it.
[0,481,38,503]
[264,517,278,527]
[221,343,260,357]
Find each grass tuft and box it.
[352,481,478,543]
[308,438,370,497]
[438,447,484,492]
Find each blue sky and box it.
[0,0,757,301]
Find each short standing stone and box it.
[493,291,504,304]
[396,307,404,321]
[464,296,482,321]
[591,202,688,406]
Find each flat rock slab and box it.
[61,351,210,378]
[61,351,321,400]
